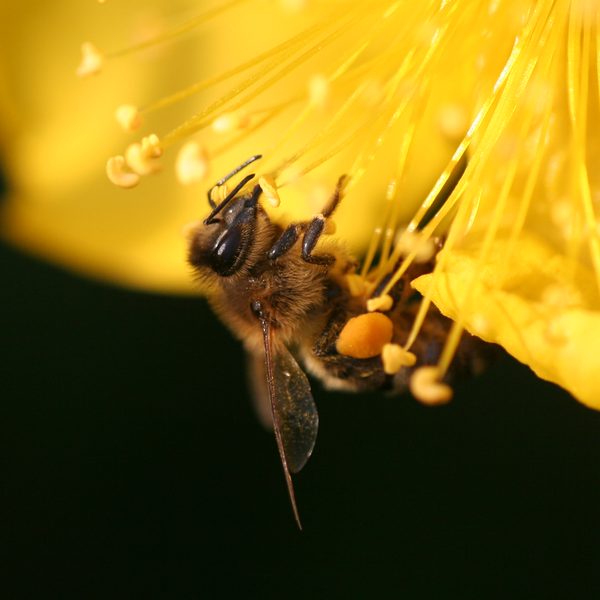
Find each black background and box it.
[2,237,600,598]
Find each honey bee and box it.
[187,155,492,528]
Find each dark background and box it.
[2,236,600,598]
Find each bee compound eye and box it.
[210,225,244,275]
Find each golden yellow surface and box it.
[1,1,599,406]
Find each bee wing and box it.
[245,351,274,430]
[271,344,319,473]
[258,315,319,529]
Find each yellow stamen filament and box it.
[374,1,555,372]
[345,274,367,298]
[431,0,559,378]
[212,111,250,134]
[567,6,600,295]
[410,366,453,405]
[162,7,361,148]
[106,0,252,61]
[76,42,103,78]
[106,156,140,189]
[141,19,331,117]
[382,344,417,375]
[176,142,209,185]
[394,230,436,263]
[360,179,397,278]
[308,74,330,109]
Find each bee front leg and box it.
[267,223,302,260]
[268,218,334,265]
[267,175,348,264]
[301,216,334,265]
[300,175,348,265]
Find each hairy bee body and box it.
[190,202,354,356]
[187,156,493,527]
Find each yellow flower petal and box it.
[413,234,600,408]
[1,0,599,410]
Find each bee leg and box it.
[321,174,348,218]
[300,175,348,265]
[268,218,334,265]
[267,224,302,260]
[268,175,347,262]
[299,216,333,265]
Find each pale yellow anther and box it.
[76,42,103,78]
[367,294,393,313]
[212,184,230,204]
[181,220,203,240]
[345,274,367,297]
[125,144,158,176]
[176,141,209,185]
[381,344,416,374]
[258,175,281,207]
[115,105,142,132]
[409,366,453,405]
[308,74,329,109]
[438,103,469,141]
[106,156,140,189]
[141,134,162,158]
[125,134,162,176]
[395,229,436,263]
[212,111,249,134]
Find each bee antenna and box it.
[215,154,263,187]
[206,155,263,209]
[204,173,257,224]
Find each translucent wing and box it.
[245,350,273,430]
[257,312,319,529]
[272,344,319,474]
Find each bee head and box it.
[188,185,262,277]
[188,155,268,278]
